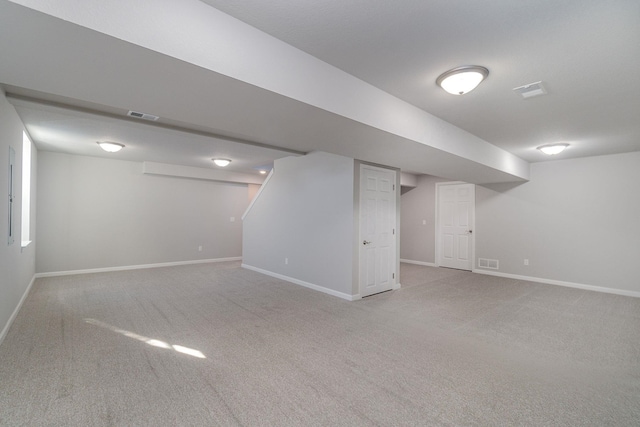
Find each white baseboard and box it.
[473,268,640,299]
[400,259,437,267]
[0,274,37,348]
[241,264,359,301]
[35,257,243,278]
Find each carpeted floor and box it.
[1,261,639,426]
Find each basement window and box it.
[21,131,32,247]
[8,146,15,245]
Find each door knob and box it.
[363,240,372,245]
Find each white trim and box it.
[473,268,640,299]
[400,259,437,267]
[242,169,274,220]
[242,264,360,301]
[0,274,36,347]
[35,257,242,278]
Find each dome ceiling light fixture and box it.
[537,143,569,155]
[97,141,125,153]
[212,158,231,167]
[436,65,489,95]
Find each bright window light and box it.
[21,132,32,247]
[84,318,207,359]
[172,345,206,359]
[146,339,171,349]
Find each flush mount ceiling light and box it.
[97,141,124,153]
[212,158,231,167]
[436,65,489,95]
[259,170,267,174]
[537,143,569,155]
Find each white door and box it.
[437,183,474,271]
[360,165,397,297]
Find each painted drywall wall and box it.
[476,152,640,293]
[36,152,249,273]
[248,183,261,202]
[0,90,37,345]
[243,152,355,297]
[400,174,450,264]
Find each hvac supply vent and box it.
[513,81,547,99]
[478,258,499,270]
[127,110,160,121]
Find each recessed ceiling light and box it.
[97,141,124,153]
[537,143,569,155]
[212,158,231,167]
[436,66,489,95]
[259,170,267,174]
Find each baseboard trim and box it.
[35,257,243,278]
[473,269,640,298]
[0,274,37,348]
[400,259,437,267]
[241,264,358,301]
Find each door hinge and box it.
[392,273,395,279]
[392,228,395,235]
[393,184,395,191]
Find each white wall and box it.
[242,152,355,298]
[400,174,449,264]
[36,152,250,273]
[0,90,37,345]
[476,152,640,294]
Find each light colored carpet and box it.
[1,261,639,426]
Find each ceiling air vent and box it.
[127,110,159,121]
[513,81,547,99]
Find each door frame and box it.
[356,162,400,298]
[435,181,476,271]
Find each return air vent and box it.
[127,110,159,121]
[478,258,499,270]
[513,81,547,99]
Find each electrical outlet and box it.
[230,217,235,222]
[524,259,529,266]
[198,245,203,252]
[285,258,288,265]
[422,220,426,225]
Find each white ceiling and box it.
[8,95,300,174]
[1,0,639,182]
[201,0,640,161]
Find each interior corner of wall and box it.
[241,169,274,220]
